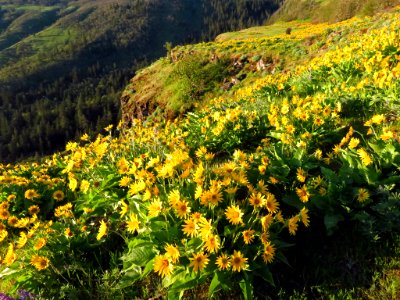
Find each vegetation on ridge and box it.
[269,0,400,23]
[1,3,400,299]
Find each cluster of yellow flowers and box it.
[0,161,68,271]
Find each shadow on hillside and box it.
[256,217,399,299]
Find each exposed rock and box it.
[256,59,266,71]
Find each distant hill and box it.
[0,0,281,162]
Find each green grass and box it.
[0,25,79,81]
[0,4,59,12]
[270,0,400,23]
[216,21,310,42]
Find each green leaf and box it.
[167,289,184,300]
[268,131,282,140]
[119,266,142,286]
[187,237,203,250]
[121,240,156,267]
[368,141,383,155]
[352,211,371,222]
[254,266,275,286]
[141,257,156,279]
[162,268,187,288]
[324,213,344,235]
[275,252,290,267]
[170,271,209,293]
[341,151,357,168]
[321,167,337,181]
[208,272,224,298]
[0,267,19,279]
[293,148,305,161]
[362,167,379,186]
[380,176,400,185]
[239,273,253,300]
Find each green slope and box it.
[269,0,400,23]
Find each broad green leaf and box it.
[352,211,371,222]
[324,213,344,235]
[162,268,187,288]
[187,237,203,249]
[122,241,156,267]
[167,289,184,300]
[380,176,400,185]
[208,272,222,298]
[254,266,275,286]
[239,273,253,300]
[141,257,156,279]
[275,251,290,267]
[321,167,337,181]
[361,167,379,186]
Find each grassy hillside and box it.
[1,3,400,300]
[0,0,280,163]
[269,0,400,23]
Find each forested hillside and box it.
[0,0,281,163]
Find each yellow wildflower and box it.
[64,228,74,238]
[296,185,310,203]
[25,189,40,200]
[296,168,307,183]
[3,243,17,266]
[288,216,299,235]
[175,200,191,219]
[189,252,209,272]
[80,180,90,193]
[265,192,279,213]
[262,242,276,264]
[300,207,310,227]
[249,193,265,208]
[28,205,40,215]
[148,198,162,217]
[126,214,140,233]
[96,220,107,240]
[34,237,47,250]
[153,255,174,278]
[165,244,180,263]
[231,250,248,272]
[225,205,244,225]
[348,138,360,149]
[119,200,129,218]
[357,188,370,202]
[119,176,131,187]
[357,148,373,166]
[31,255,50,271]
[242,229,255,245]
[16,232,28,249]
[204,234,220,253]
[182,218,197,238]
[52,190,65,201]
[216,253,230,270]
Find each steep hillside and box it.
[1,4,400,299]
[0,0,280,163]
[121,0,400,123]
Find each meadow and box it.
[1,4,400,300]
